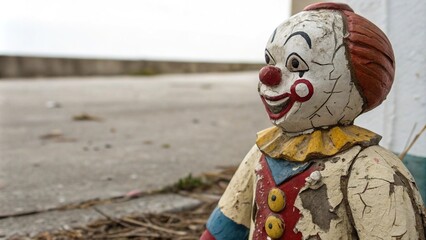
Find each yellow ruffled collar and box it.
[256,125,381,162]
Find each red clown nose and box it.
[259,66,282,86]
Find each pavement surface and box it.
[0,72,270,237]
[1,194,200,238]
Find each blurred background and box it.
[0,0,424,238]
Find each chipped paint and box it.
[347,146,426,240]
[295,146,361,239]
[300,185,338,231]
[202,2,425,239]
[218,145,261,228]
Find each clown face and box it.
[258,10,364,134]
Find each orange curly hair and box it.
[304,2,395,112]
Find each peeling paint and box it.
[300,185,338,231]
[347,146,425,240]
[218,145,261,228]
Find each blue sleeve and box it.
[206,206,249,240]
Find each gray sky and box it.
[0,0,291,62]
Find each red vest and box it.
[253,155,319,240]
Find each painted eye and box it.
[286,53,309,73]
[265,49,276,65]
[265,54,270,64]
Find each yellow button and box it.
[268,188,286,212]
[265,215,285,239]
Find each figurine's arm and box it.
[200,145,261,240]
[347,145,426,240]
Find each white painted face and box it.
[259,10,364,134]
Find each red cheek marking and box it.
[290,79,314,102]
[260,79,314,120]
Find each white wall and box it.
[338,0,426,157]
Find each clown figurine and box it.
[201,2,425,240]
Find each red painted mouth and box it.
[261,93,295,120]
[260,79,314,120]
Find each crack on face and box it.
[305,17,347,122]
[332,16,338,51]
[326,106,333,116]
[309,113,321,120]
[293,102,303,114]
[264,11,360,132]
[341,83,355,116]
[317,28,329,39]
[288,17,320,38]
[323,90,343,94]
[332,44,345,62]
[308,75,341,119]
[328,68,340,81]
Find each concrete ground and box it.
[0,72,270,237]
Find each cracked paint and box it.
[218,145,261,228]
[202,3,424,240]
[347,146,425,240]
[295,146,361,239]
[258,9,363,133]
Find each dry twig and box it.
[28,167,236,240]
[399,124,426,160]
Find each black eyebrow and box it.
[283,31,312,49]
[270,28,277,43]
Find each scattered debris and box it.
[125,189,143,199]
[192,118,200,124]
[161,143,171,149]
[39,129,63,140]
[200,83,212,90]
[22,167,238,240]
[45,101,61,109]
[173,174,204,191]
[72,113,103,122]
[101,176,114,181]
[39,130,76,142]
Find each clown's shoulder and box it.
[346,145,426,240]
[291,143,426,240]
